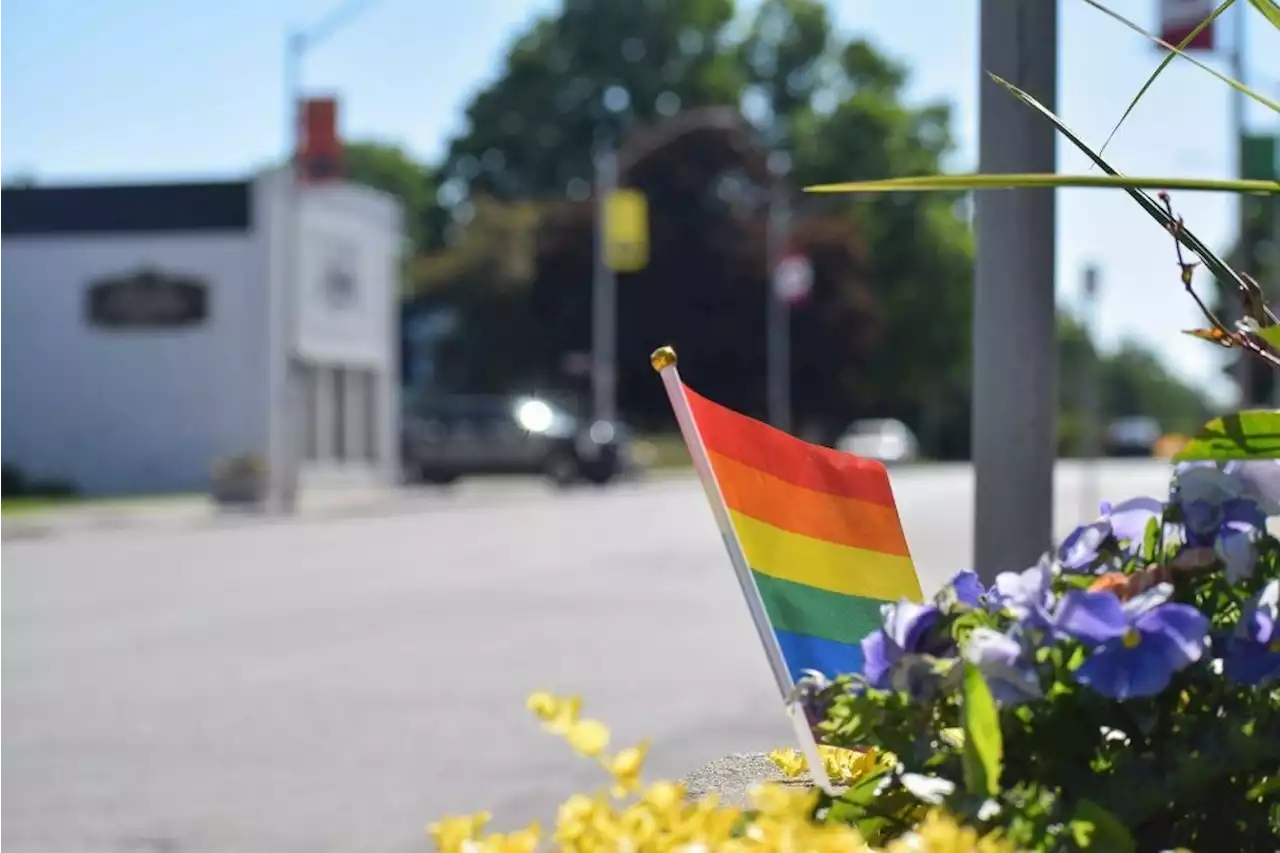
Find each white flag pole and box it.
[650,346,834,794]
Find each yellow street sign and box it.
[605,189,649,272]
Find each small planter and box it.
[209,455,268,509]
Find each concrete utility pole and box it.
[972,0,1059,582]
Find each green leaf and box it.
[1142,515,1161,562]
[1079,0,1279,116]
[805,173,1278,195]
[1069,799,1135,852]
[1094,0,1237,158]
[960,662,1002,797]
[1250,0,1280,30]
[1174,409,1280,460]
[1258,326,1280,350]
[1246,773,1280,800]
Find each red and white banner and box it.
[1158,0,1216,51]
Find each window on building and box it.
[332,368,347,462]
[362,370,378,461]
[302,365,320,462]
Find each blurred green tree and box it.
[343,141,443,254]
[438,0,742,201]
[394,0,1212,457]
[1057,312,1211,456]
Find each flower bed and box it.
[430,462,1278,852]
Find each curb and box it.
[1,470,698,542]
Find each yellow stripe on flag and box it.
[730,510,922,602]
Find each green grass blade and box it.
[1249,0,1280,30]
[1081,0,1279,114]
[985,72,1249,293]
[1094,0,1237,158]
[806,174,1279,194]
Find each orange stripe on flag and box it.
[684,385,898,507]
[709,450,911,557]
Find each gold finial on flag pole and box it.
[650,346,677,372]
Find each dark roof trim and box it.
[2,181,252,236]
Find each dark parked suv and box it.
[400,394,631,486]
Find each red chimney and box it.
[297,97,344,182]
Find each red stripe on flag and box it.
[683,384,898,508]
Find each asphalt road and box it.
[2,460,1175,853]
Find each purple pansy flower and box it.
[1102,497,1164,556]
[935,569,984,610]
[963,627,1043,706]
[1170,462,1266,578]
[1172,463,1265,542]
[1224,579,1280,687]
[861,600,945,690]
[1058,518,1112,572]
[1053,585,1208,700]
[990,557,1055,629]
[1224,459,1280,516]
[1215,523,1260,584]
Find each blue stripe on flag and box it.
[773,627,865,682]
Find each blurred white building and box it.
[1,169,403,496]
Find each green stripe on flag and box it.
[751,570,885,647]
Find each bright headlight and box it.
[515,399,555,433]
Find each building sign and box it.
[321,240,360,310]
[86,268,209,329]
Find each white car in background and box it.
[835,418,920,464]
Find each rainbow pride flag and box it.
[651,346,923,690]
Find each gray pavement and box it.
[2,460,1176,853]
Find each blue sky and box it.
[4,0,1277,402]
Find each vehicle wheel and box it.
[421,469,460,486]
[582,462,617,486]
[544,451,580,487]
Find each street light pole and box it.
[592,141,619,425]
[972,0,1059,582]
[765,152,793,433]
[277,32,305,514]
[1081,265,1102,524]
[275,0,378,514]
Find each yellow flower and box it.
[883,809,1018,853]
[426,811,491,853]
[526,691,582,735]
[766,745,885,786]
[565,718,611,757]
[641,780,686,814]
[471,822,540,853]
[767,748,808,779]
[553,792,599,845]
[606,740,649,797]
[748,782,820,820]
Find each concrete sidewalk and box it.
[2,487,396,542]
[0,471,691,543]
